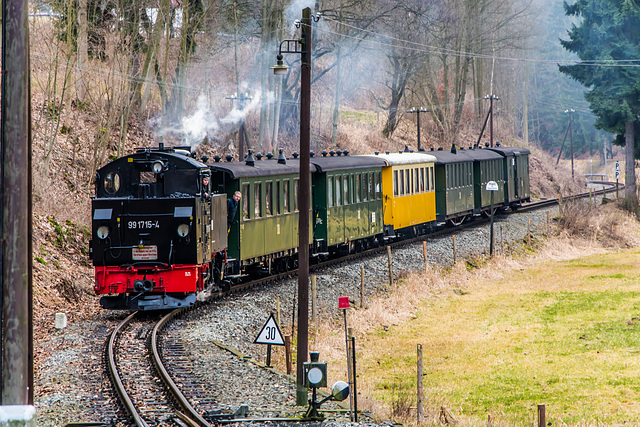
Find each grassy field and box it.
[323,247,640,426]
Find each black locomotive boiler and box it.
[91,145,227,310]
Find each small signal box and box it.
[338,296,350,309]
[304,351,328,388]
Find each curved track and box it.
[107,312,189,426]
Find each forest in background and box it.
[28,0,613,219]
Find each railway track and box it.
[107,311,201,426]
[107,309,257,426]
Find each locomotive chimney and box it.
[246,150,256,166]
[277,149,287,164]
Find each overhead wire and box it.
[319,15,640,67]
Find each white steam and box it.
[151,90,274,149]
[180,94,219,146]
[285,0,316,30]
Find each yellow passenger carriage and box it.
[367,152,438,238]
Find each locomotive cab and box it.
[91,146,227,310]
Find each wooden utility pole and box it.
[1,0,33,405]
[296,7,313,406]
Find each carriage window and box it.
[335,176,341,206]
[370,172,375,199]
[400,170,405,195]
[355,175,361,203]
[254,184,262,218]
[294,179,299,212]
[328,177,334,207]
[104,171,120,194]
[276,181,281,215]
[404,169,413,194]
[411,169,415,194]
[242,183,250,219]
[430,167,434,190]
[283,181,290,213]
[376,172,381,199]
[393,171,399,196]
[420,168,425,192]
[265,182,272,216]
[343,175,349,205]
[425,168,429,191]
[363,173,368,201]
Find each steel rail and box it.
[106,311,149,427]
[150,308,214,427]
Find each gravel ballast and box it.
[34,207,557,426]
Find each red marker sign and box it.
[338,296,350,309]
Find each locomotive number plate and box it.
[132,246,158,260]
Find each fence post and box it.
[387,246,393,287]
[546,211,550,236]
[537,404,546,427]
[417,344,424,424]
[311,275,317,324]
[528,219,531,246]
[285,335,292,375]
[422,241,428,273]
[360,265,365,308]
[452,235,457,265]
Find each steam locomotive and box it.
[91,144,530,310]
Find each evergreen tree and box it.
[559,0,640,210]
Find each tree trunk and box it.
[76,0,87,102]
[258,0,274,154]
[624,120,638,211]
[522,75,528,146]
[139,0,170,115]
[331,45,343,146]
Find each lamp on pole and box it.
[406,107,428,151]
[272,7,320,406]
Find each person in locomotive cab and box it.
[227,191,242,232]
[201,176,210,198]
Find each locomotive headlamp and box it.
[152,161,165,174]
[97,226,109,239]
[177,223,190,237]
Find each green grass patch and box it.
[356,250,640,425]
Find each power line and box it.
[319,15,640,67]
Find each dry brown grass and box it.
[312,201,640,424]
[556,197,640,248]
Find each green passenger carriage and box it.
[311,154,386,254]
[487,146,531,208]
[429,148,476,224]
[471,149,505,214]
[209,153,314,276]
